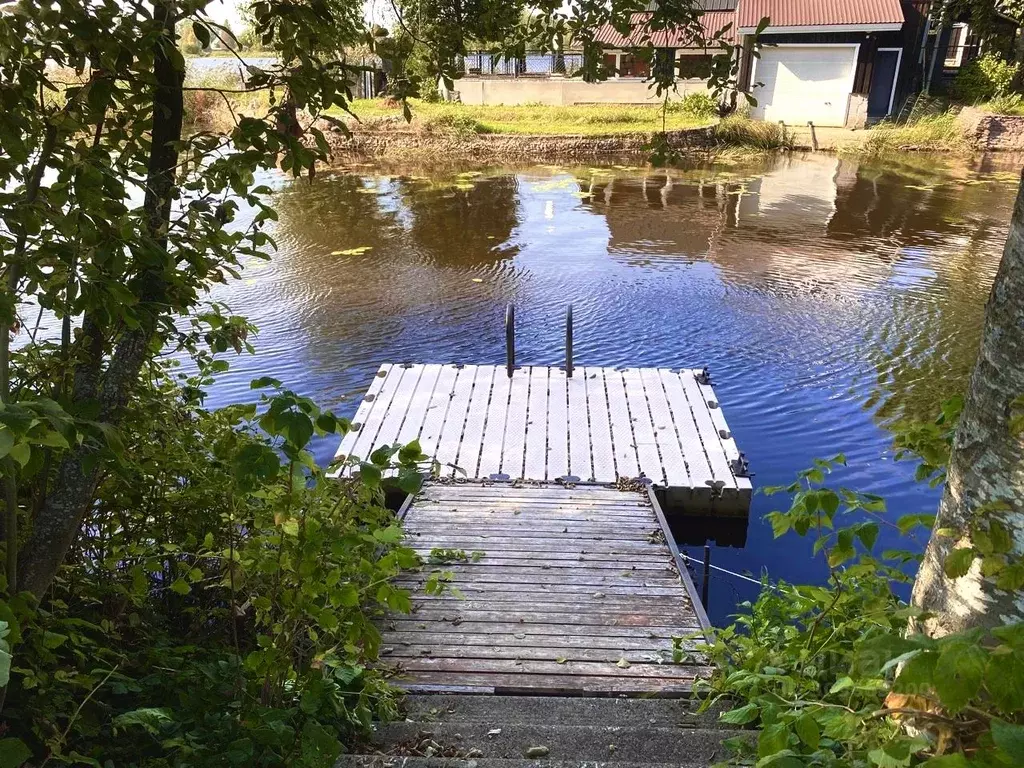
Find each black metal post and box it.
[565,304,573,378]
[701,544,711,609]
[505,304,515,378]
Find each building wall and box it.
[454,78,711,106]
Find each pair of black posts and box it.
[504,304,573,379]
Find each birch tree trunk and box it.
[911,173,1024,635]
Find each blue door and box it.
[868,49,901,118]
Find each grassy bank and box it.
[860,112,971,155]
[338,98,716,135]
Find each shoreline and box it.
[317,111,1024,163]
[320,123,719,162]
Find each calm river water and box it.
[203,151,1020,623]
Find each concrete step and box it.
[364,721,745,764]
[400,695,723,730]
[337,758,708,768]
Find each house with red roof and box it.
[731,0,927,127]
[453,1,1014,126]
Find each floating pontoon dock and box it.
[335,363,751,515]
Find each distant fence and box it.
[458,51,586,78]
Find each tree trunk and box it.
[911,173,1024,636]
[16,0,183,600]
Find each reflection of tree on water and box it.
[254,172,525,409]
[837,161,1011,427]
[393,175,520,265]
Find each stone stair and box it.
[336,695,747,768]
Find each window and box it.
[944,24,968,68]
[619,53,650,78]
[676,54,712,80]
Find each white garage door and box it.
[751,45,858,126]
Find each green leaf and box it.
[757,723,790,758]
[193,21,211,49]
[719,702,759,725]
[992,719,1024,763]
[370,445,393,467]
[984,644,1024,711]
[250,376,282,390]
[933,640,986,712]
[170,578,191,596]
[8,442,29,467]
[397,467,423,495]
[0,429,13,459]
[359,462,381,488]
[897,513,935,535]
[0,738,31,768]
[829,676,854,694]
[398,439,423,464]
[337,583,359,607]
[855,522,879,551]
[112,708,175,736]
[943,547,975,579]
[372,526,403,545]
[794,713,820,750]
[42,631,68,649]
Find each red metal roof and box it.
[594,11,737,48]
[737,0,905,30]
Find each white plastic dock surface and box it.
[335,364,751,513]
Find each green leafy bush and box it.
[951,53,1019,103]
[0,366,432,766]
[671,92,718,121]
[702,435,1024,767]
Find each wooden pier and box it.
[386,482,713,696]
[334,361,752,698]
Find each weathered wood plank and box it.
[566,370,592,482]
[334,364,390,464]
[384,619,701,638]
[396,570,682,586]
[397,672,698,695]
[500,369,531,478]
[417,364,461,460]
[381,645,705,665]
[380,631,704,652]
[395,657,700,680]
[433,365,477,474]
[640,367,690,487]
[523,366,549,481]
[344,365,406,464]
[658,368,715,487]
[397,608,691,627]
[622,367,664,485]
[678,369,736,490]
[403,523,662,538]
[455,366,493,478]
[477,371,510,478]
[584,367,617,481]
[546,368,569,480]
